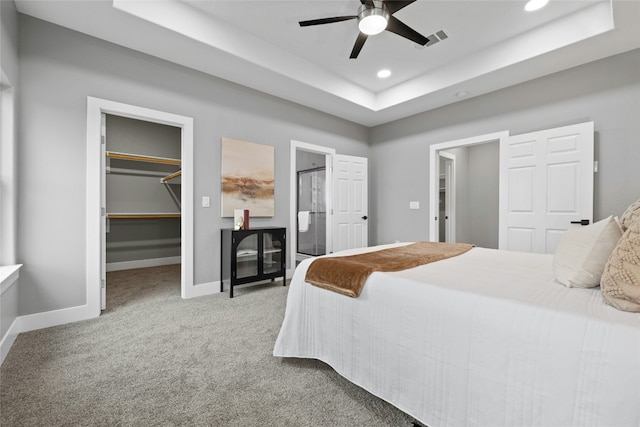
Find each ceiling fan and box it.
[299,0,430,59]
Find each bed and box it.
[273,243,640,427]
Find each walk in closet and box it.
[104,114,182,298]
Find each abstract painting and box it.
[221,138,275,217]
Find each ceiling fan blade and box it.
[385,15,429,45]
[360,0,375,7]
[299,16,357,27]
[383,0,417,15]
[350,32,369,59]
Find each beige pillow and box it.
[553,216,622,288]
[620,198,640,232]
[601,219,640,312]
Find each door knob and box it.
[570,219,590,226]
[362,215,368,220]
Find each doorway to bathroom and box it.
[296,151,327,262]
[297,165,326,257]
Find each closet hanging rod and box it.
[107,167,168,178]
[161,170,182,183]
[107,213,181,219]
[106,151,181,166]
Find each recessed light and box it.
[455,91,468,98]
[377,69,391,79]
[525,0,549,12]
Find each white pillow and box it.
[553,216,622,288]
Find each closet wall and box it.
[105,115,181,271]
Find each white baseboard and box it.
[106,256,181,272]
[217,268,292,294]
[1,303,98,365]
[18,304,98,334]
[184,280,222,299]
[0,317,20,365]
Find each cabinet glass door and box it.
[263,232,283,275]
[235,233,258,279]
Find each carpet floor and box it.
[1,265,417,426]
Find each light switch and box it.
[202,196,210,208]
[409,201,420,210]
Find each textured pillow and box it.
[601,219,640,312]
[553,216,622,288]
[620,198,640,232]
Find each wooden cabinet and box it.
[220,227,286,298]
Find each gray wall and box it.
[1,1,18,83]
[1,0,19,266]
[13,12,640,319]
[17,15,369,315]
[467,142,499,249]
[369,49,640,245]
[296,151,326,172]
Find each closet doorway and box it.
[104,115,182,308]
[86,97,195,317]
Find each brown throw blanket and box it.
[305,242,474,298]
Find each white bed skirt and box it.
[274,244,640,427]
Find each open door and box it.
[100,113,107,310]
[499,121,594,254]
[332,154,368,252]
[438,152,456,243]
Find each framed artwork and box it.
[221,138,275,217]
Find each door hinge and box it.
[100,115,106,142]
[101,207,106,217]
[101,279,106,289]
[593,160,598,173]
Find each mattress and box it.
[273,243,640,426]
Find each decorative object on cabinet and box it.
[221,138,274,217]
[221,227,286,298]
[243,209,250,229]
[234,209,245,230]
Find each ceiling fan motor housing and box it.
[358,1,389,35]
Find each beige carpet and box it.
[1,264,417,426]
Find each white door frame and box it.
[429,131,509,242]
[86,97,195,316]
[289,140,335,274]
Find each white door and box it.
[100,113,107,310]
[499,122,594,254]
[332,154,368,253]
[439,152,456,243]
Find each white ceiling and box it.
[15,0,640,126]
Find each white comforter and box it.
[273,244,640,427]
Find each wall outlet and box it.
[409,201,420,210]
[202,196,210,208]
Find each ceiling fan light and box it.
[358,4,389,35]
[525,0,549,12]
